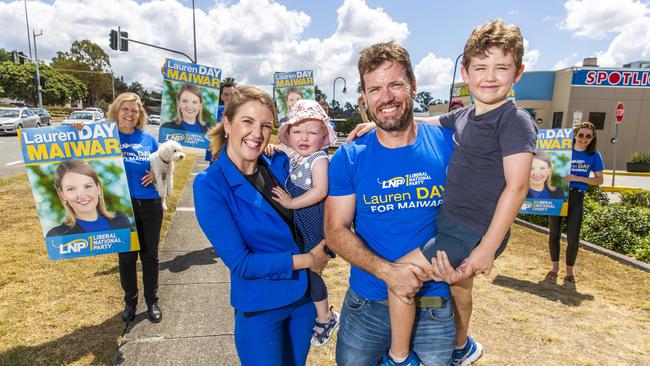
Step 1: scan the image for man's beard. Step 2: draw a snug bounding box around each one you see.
[370,97,414,132]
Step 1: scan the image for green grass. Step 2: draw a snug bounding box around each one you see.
[0,155,196,366]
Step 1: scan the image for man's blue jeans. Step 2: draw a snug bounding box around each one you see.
[336,288,455,366]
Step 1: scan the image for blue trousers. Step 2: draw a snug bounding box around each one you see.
[336,288,455,366]
[234,295,316,366]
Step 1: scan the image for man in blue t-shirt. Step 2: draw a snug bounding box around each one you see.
[325,42,456,366]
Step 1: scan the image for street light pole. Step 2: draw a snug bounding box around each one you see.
[110,70,116,101]
[332,76,347,103]
[192,0,197,63]
[33,29,43,109]
[448,52,463,112]
[23,0,32,59]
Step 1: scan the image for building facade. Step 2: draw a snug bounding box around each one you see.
[430,61,650,169]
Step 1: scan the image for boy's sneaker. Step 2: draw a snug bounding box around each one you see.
[371,350,423,366]
[452,336,483,366]
[311,309,340,347]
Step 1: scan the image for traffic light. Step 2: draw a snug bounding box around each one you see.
[18,52,26,64]
[109,29,118,50]
[40,76,46,88]
[119,31,128,51]
[11,51,18,63]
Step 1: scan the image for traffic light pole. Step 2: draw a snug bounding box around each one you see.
[112,27,195,64]
[123,37,195,63]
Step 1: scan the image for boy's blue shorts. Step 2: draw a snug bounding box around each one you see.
[419,208,510,268]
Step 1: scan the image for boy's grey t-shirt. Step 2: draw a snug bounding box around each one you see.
[439,100,537,235]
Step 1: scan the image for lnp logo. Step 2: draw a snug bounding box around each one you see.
[521,201,533,210]
[378,176,406,189]
[165,133,186,142]
[58,238,90,254]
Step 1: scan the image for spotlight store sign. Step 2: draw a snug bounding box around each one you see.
[572,69,650,88]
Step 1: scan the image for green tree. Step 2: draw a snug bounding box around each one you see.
[114,75,128,95]
[329,99,342,118]
[0,48,11,63]
[415,91,434,112]
[51,40,113,106]
[315,85,327,102]
[0,61,87,105]
[127,81,145,96]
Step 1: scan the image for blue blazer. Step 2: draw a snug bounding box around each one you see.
[193,147,308,312]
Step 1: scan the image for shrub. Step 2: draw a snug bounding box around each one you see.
[620,190,650,208]
[586,185,609,206]
[582,203,650,261]
[518,186,650,263]
[629,151,650,163]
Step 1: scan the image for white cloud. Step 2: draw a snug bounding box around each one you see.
[523,38,540,70]
[562,0,648,39]
[552,53,579,69]
[414,53,453,92]
[561,0,650,66]
[0,0,413,105]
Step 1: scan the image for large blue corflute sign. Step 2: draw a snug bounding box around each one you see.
[19,123,140,260]
[521,128,574,216]
[274,70,315,126]
[159,58,222,149]
[572,69,650,88]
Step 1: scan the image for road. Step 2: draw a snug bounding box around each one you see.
[4,126,649,191]
[0,122,161,179]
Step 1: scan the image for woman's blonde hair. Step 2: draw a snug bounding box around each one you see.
[175,84,205,126]
[107,92,147,130]
[207,85,276,161]
[54,159,115,227]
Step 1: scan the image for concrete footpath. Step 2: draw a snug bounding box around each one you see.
[113,160,238,365]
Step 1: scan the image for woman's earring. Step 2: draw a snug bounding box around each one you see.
[225,132,229,139]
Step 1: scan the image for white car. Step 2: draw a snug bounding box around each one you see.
[62,111,106,125]
[84,107,105,119]
[148,114,161,125]
[0,107,42,134]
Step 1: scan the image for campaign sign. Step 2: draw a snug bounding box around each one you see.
[19,123,140,260]
[274,70,315,126]
[159,58,222,149]
[520,128,573,216]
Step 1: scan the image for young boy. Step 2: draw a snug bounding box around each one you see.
[372,19,537,366]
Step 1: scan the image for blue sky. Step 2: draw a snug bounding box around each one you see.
[1,0,648,103]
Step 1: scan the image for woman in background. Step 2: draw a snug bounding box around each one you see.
[547,122,604,283]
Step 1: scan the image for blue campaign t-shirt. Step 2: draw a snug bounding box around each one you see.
[182,120,204,133]
[77,215,111,232]
[329,123,454,300]
[571,149,604,192]
[528,187,552,199]
[119,129,160,199]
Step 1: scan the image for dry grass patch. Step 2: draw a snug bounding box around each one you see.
[0,155,195,366]
[308,225,650,365]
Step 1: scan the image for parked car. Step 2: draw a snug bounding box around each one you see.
[62,111,105,125]
[30,107,52,126]
[0,107,42,134]
[84,107,105,119]
[148,114,161,125]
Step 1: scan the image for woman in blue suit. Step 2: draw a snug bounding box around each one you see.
[194,85,330,366]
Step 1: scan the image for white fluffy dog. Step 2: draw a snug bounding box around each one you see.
[149,140,185,210]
